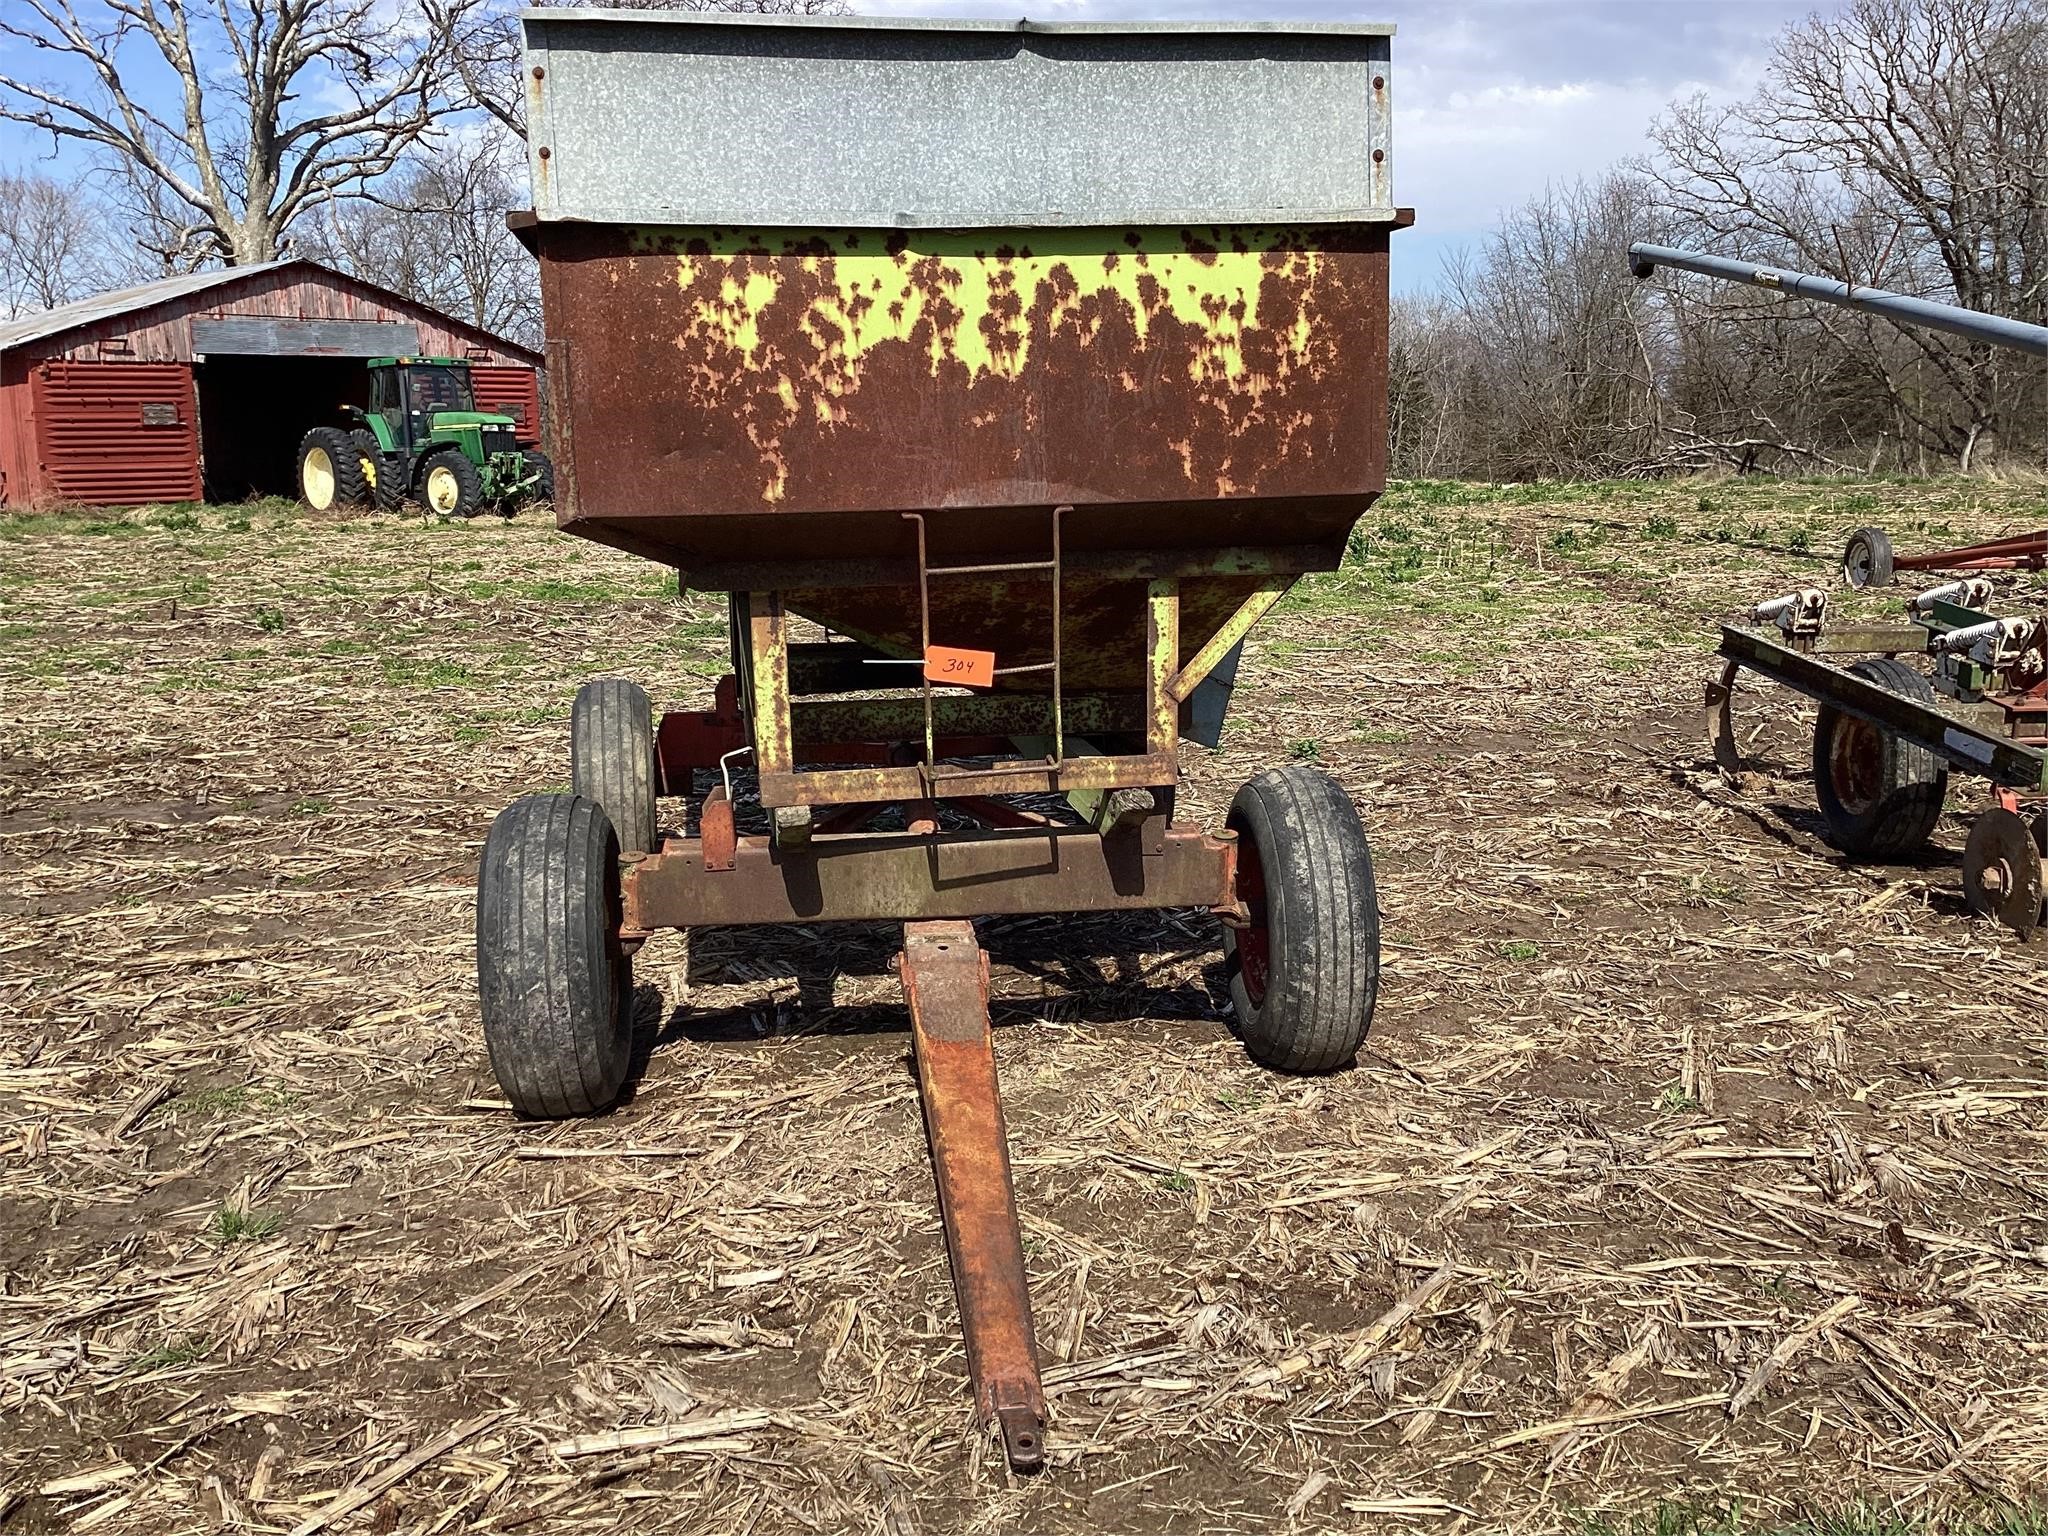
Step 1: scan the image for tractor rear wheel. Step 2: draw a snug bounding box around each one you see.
[1222,765,1380,1073]
[476,793,633,1118]
[1811,657,1947,858]
[420,448,484,518]
[298,427,371,512]
[347,429,390,511]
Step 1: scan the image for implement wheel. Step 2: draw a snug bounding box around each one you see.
[298,427,371,511]
[421,449,484,518]
[571,679,658,855]
[1842,526,1894,589]
[477,794,633,1118]
[1222,765,1380,1073]
[1811,658,1947,859]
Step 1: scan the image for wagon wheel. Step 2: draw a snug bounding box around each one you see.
[1222,765,1379,1073]
[1842,526,1894,589]
[571,678,659,855]
[1962,806,2047,940]
[476,794,633,1118]
[1810,658,1947,859]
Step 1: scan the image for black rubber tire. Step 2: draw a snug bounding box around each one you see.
[347,429,391,511]
[571,679,658,855]
[297,426,371,511]
[523,450,555,505]
[1843,526,1894,588]
[1811,657,1947,858]
[1221,765,1380,1073]
[476,794,632,1118]
[419,447,484,518]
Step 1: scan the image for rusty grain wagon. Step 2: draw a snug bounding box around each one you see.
[480,10,1408,1470]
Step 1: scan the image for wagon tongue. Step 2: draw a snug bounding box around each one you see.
[896,920,1048,1473]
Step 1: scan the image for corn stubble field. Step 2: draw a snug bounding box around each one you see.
[3,478,2047,1536]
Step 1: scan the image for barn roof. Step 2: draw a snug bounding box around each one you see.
[0,263,294,353]
[0,259,540,364]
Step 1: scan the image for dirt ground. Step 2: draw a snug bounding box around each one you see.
[3,478,2046,1535]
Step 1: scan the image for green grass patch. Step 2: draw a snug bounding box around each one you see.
[209,1203,283,1244]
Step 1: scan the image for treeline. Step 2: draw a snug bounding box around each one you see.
[3,0,2040,481]
[1391,0,2048,480]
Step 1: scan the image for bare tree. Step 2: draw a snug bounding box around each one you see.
[0,168,116,314]
[459,0,850,139]
[1645,0,2048,469]
[304,135,540,347]
[0,0,485,267]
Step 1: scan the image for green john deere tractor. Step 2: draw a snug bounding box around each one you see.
[296,356,552,518]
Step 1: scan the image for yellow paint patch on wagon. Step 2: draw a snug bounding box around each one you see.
[667,230,1318,386]
[655,228,1329,501]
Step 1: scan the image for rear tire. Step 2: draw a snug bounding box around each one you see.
[298,427,371,511]
[571,679,659,855]
[477,794,632,1118]
[347,429,390,511]
[420,448,484,519]
[1812,657,1947,858]
[1843,526,1894,588]
[1222,765,1380,1073]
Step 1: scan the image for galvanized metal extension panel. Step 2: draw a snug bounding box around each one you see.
[521,11,1395,228]
[190,317,419,357]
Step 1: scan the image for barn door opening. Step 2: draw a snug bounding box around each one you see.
[194,356,370,502]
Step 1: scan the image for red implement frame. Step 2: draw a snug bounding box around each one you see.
[1894,531,2048,577]
[898,921,1046,1472]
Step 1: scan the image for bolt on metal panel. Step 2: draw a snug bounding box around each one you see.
[520,13,1396,230]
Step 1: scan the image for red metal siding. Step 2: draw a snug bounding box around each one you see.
[471,366,543,446]
[31,361,201,505]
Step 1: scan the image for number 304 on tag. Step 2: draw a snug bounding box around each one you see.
[923,646,996,687]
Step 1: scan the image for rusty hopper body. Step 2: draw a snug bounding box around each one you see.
[518,10,1402,691]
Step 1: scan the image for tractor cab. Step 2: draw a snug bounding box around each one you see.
[365,357,517,459]
[301,355,552,518]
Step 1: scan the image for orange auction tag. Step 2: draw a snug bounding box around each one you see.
[924,645,996,687]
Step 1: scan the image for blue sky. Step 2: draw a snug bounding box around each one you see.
[0,0,1840,293]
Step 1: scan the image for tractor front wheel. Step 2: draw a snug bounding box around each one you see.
[298,427,372,512]
[420,449,484,519]
[523,450,555,507]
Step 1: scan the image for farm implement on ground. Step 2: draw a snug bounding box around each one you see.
[1710,580,2048,936]
[478,11,1406,1471]
[1627,243,2048,590]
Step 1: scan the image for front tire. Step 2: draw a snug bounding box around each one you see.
[1811,657,1947,858]
[523,450,555,506]
[420,448,484,519]
[298,427,371,511]
[477,794,632,1118]
[1222,765,1380,1073]
[571,679,658,855]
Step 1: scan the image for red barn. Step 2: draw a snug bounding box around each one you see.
[0,261,543,508]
